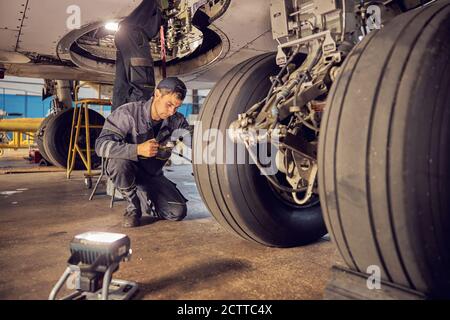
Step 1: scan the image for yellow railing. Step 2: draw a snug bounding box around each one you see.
[0,118,43,152]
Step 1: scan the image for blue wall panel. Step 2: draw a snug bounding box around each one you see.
[1,94,193,119]
[0,94,52,118]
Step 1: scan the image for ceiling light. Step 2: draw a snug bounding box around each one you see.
[105,21,119,32]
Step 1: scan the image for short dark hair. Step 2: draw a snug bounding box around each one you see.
[157,77,187,100]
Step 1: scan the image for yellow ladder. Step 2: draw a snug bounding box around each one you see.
[66,99,111,184]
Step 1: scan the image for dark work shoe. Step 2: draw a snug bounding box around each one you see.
[122,216,140,228]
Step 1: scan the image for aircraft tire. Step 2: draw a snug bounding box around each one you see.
[318,1,450,297]
[36,114,56,165]
[193,53,327,247]
[44,108,104,169]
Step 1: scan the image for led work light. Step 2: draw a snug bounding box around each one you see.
[49,232,138,300]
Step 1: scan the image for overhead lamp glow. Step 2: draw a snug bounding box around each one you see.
[105,21,119,32]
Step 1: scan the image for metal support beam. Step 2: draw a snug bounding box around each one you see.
[192,89,200,114]
[56,80,73,110]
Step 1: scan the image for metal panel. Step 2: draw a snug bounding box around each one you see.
[270,0,289,40]
[0,30,19,51]
[0,0,28,30]
[212,0,275,54]
[16,0,139,55]
[4,0,278,88]
[315,0,338,15]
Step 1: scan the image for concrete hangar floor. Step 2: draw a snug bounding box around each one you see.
[0,150,338,300]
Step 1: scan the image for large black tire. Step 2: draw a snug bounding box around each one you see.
[319,1,450,297]
[193,53,327,247]
[36,114,55,165]
[44,108,104,169]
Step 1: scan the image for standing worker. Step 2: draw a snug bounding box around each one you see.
[96,77,192,228]
[112,0,162,111]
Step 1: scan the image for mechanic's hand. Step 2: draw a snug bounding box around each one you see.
[137,139,159,158]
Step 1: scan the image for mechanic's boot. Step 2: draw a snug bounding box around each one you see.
[122,215,141,228]
[118,185,142,228]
